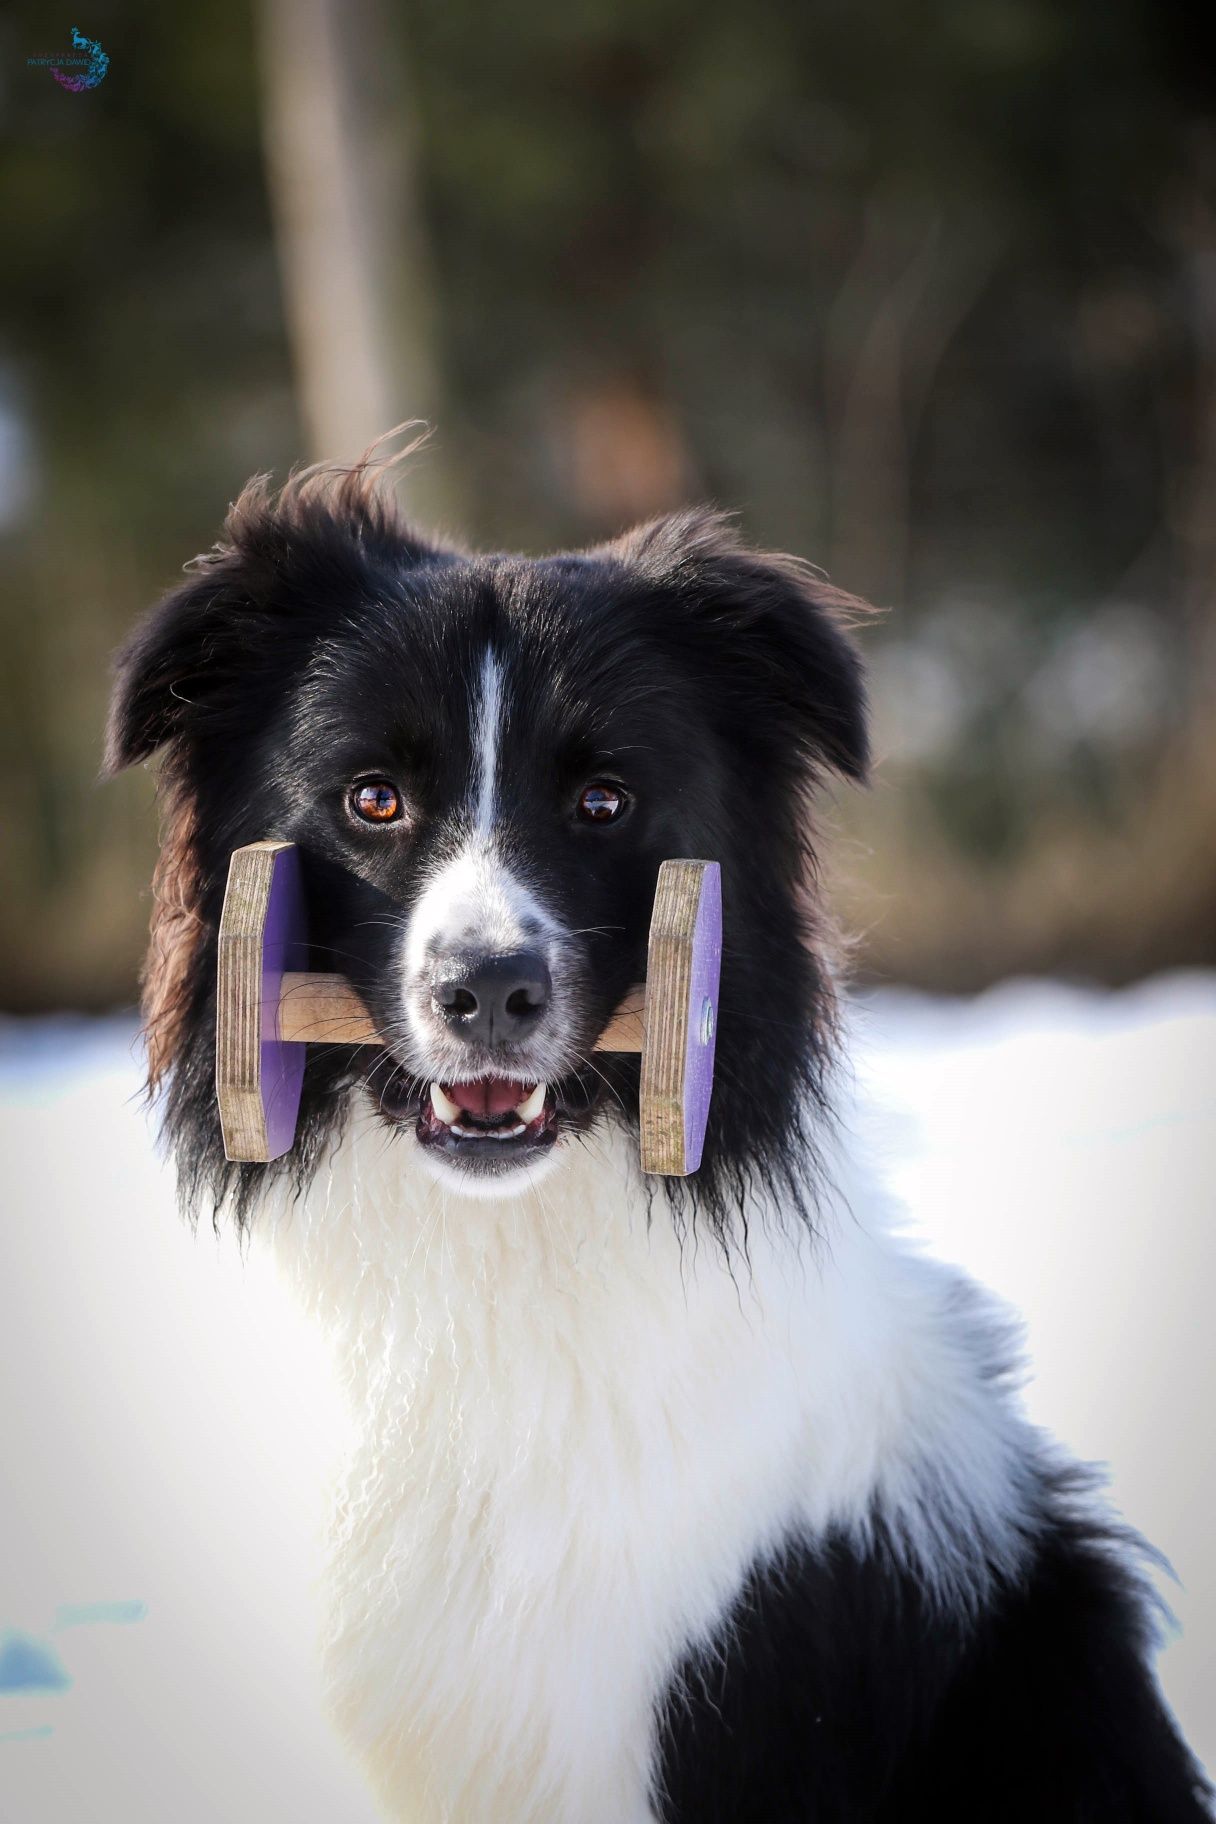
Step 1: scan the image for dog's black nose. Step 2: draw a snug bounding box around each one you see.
[431,950,552,1046]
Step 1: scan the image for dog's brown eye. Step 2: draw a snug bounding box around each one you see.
[351,780,402,824]
[577,782,628,824]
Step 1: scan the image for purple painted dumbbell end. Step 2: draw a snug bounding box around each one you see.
[259,844,308,1159]
[682,862,722,1173]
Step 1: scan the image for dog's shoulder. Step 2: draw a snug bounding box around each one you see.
[654,1481,1212,1824]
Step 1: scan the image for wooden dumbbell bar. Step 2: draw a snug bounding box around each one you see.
[216,842,721,1178]
[271,970,647,1052]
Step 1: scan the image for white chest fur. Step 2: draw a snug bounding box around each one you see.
[260,1117,1030,1824]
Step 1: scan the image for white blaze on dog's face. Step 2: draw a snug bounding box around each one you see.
[399,652,578,1194]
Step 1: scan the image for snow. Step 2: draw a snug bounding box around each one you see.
[1,978,1213,1816]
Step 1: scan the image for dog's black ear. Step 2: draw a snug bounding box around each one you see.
[607,508,871,782]
[104,547,256,774]
[104,463,449,775]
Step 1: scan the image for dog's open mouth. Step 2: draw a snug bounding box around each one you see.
[371,1058,605,1177]
[416,1075,560,1172]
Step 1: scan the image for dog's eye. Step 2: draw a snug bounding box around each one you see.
[351,780,403,824]
[577,782,629,824]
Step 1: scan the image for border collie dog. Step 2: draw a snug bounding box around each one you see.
[106,456,1209,1823]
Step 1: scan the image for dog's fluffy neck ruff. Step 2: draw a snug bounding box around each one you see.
[256,1104,1035,1824]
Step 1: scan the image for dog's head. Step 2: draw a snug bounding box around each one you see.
[106,459,868,1227]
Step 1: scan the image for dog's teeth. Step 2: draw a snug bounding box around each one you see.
[514,1082,546,1123]
[450,1121,528,1140]
[430,1082,461,1125]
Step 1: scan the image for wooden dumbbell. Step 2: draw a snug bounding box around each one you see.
[216,842,722,1177]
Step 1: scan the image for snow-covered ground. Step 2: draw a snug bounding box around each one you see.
[1,978,1213,1818]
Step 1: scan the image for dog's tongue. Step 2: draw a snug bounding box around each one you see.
[448,1078,529,1118]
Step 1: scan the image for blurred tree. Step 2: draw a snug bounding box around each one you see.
[257,0,456,523]
[0,0,1213,1006]
[0,0,298,1011]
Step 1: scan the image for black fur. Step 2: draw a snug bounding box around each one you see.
[107,457,1210,1816]
[656,1478,1209,1821]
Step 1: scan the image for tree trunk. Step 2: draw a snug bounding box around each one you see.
[257,0,455,523]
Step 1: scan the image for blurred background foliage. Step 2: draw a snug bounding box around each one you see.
[1,0,1214,1009]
